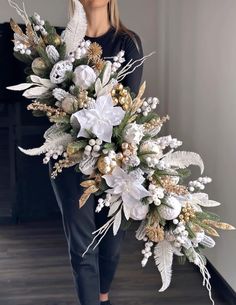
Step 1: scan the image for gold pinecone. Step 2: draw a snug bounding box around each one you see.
[145,224,164,242]
[87,42,103,62]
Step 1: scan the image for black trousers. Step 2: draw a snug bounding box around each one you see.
[48,161,126,305]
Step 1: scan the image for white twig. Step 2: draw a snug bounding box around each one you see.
[117,52,155,82]
[81,216,115,257]
[8,0,30,25]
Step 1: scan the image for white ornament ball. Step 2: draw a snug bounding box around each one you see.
[158,196,182,220]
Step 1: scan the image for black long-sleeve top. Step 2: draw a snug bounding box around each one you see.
[85,26,144,95]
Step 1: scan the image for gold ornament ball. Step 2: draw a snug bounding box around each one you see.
[111,89,116,97]
[121,89,128,96]
[32,57,47,76]
[113,97,119,105]
[122,104,129,111]
[44,34,61,46]
[117,83,124,91]
[97,156,115,174]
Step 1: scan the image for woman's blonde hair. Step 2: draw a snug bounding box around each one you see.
[68,0,132,36]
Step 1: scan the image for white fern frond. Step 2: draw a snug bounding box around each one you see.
[162,151,204,174]
[153,240,174,292]
[18,131,72,156]
[43,124,65,140]
[64,0,87,55]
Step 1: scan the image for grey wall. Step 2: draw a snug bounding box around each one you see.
[155,0,236,290]
[1,0,235,291]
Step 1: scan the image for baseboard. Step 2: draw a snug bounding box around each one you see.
[207,260,236,305]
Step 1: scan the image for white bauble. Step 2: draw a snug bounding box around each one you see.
[140,140,163,158]
[158,196,181,220]
[50,60,73,84]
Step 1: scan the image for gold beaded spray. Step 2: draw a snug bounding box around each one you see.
[178,202,196,223]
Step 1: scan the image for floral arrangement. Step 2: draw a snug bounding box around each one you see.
[7,1,235,304]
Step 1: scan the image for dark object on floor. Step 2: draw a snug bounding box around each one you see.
[100,300,112,305]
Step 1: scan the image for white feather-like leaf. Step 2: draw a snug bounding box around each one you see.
[23,86,49,99]
[30,75,54,88]
[123,203,130,220]
[7,83,35,91]
[102,62,112,86]
[18,132,72,156]
[190,193,221,208]
[135,219,147,240]
[162,151,204,174]
[113,209,122,235]
[153,240,174,292]
[64,0,87,54]
[206,200,221,207]
[108,199,122,217]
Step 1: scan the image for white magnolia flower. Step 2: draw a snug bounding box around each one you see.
[71,95,125,142]
[95,61,118,97]
[7,75,56,99]
[73,65,97,89]
[123,123,144,145]
[103,166,150,220]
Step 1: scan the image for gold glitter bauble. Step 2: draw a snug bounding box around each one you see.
[97,156,111,174]
[44,34,61,46]
[31,57,47,76]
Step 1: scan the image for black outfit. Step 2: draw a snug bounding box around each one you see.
[49,27,143,305]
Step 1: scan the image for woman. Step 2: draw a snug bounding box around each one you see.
[49,1,143,305]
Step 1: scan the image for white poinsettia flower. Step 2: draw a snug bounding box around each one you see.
[103,166,151,220]
[71,94,125,142]
[123,122,144,144]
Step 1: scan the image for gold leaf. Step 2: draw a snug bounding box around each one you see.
[203,220,235,231]
[79,185,99,208]
[190,223,203,234]
[26,24,36,43]
[203,226,220,237]
[80,180,96,188]
[128,114,138,123]
[130,81,146,113]
[10,18,24,36]
[137,81,146,99]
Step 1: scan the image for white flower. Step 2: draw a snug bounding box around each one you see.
[95,61,118,97]
[73,65,97,89]
[123,123,144,145]
[129,204,149,220]
[103,166,150,220]
[7,75,56,99]
[71,95,125,142]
